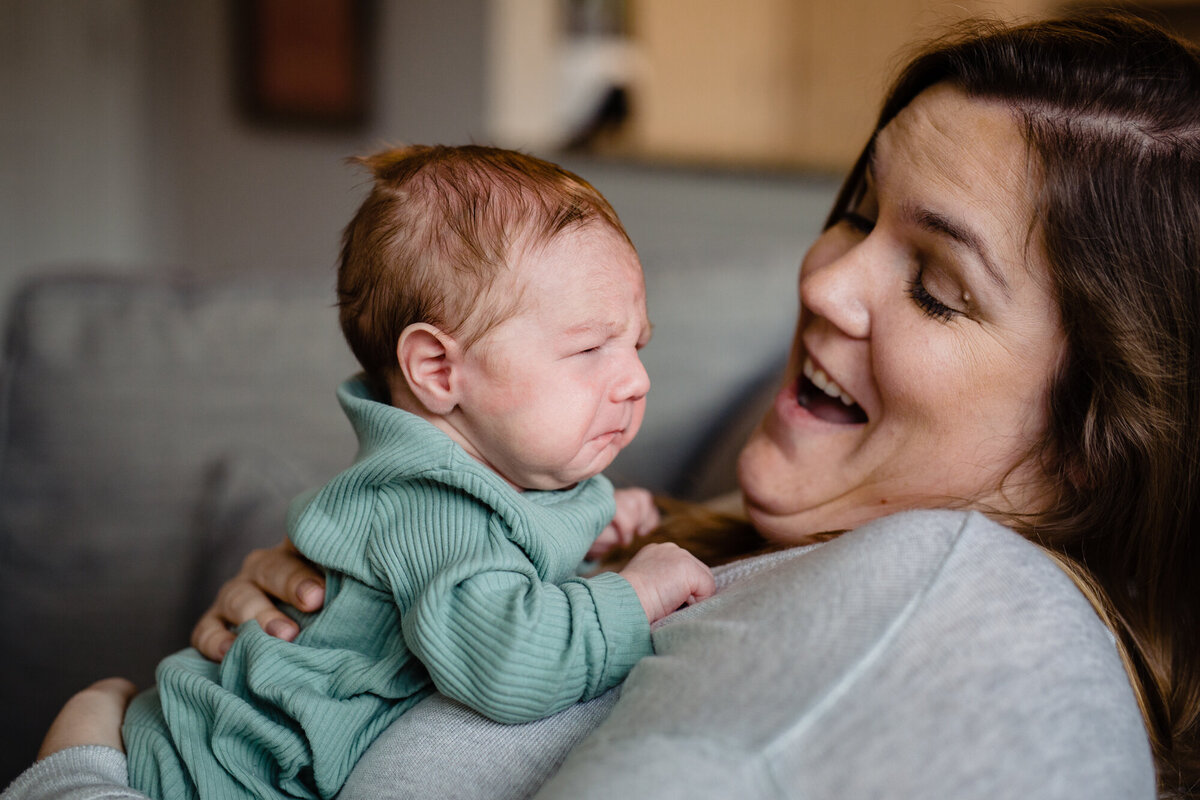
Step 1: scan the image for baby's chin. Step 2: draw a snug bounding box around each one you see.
[516,450,623,492]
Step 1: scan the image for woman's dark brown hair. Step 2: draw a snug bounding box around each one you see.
[826,11,1200,796]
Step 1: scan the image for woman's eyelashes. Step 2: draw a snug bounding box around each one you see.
[908,268,962,322]
[837,203,966,323]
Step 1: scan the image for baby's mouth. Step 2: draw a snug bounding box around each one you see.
[797,357,868,424]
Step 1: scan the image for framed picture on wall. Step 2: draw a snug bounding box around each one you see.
[234,0,372,129]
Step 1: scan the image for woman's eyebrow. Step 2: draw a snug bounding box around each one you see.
[910,206,1011,294]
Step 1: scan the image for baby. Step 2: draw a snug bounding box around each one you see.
[121,145,715,800]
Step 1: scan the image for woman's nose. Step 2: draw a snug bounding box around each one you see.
[798,235,873,339]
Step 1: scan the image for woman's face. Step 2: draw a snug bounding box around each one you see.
[737,84,1065,544]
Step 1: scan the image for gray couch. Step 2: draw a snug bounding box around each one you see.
[0,165,838,786]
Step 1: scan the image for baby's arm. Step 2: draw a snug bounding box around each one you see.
[618,543,715,623]
[392,487,692,722]
[586,488,660,560]
[401,558,651,724]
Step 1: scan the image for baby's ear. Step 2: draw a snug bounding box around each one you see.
[397,323,462,416]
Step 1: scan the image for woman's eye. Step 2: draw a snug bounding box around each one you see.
[907,268,960,322]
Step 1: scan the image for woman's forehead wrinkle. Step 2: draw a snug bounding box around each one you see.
[884,91,1044,296]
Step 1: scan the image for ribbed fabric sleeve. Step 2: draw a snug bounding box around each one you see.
[122,375,652,800]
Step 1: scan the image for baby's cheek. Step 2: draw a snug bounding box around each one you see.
[491,378,534,411]
[522,407,582,452]
[627,400,647,439]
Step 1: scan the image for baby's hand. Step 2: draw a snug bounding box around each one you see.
[587,487,661,560]
[619,542,715,623]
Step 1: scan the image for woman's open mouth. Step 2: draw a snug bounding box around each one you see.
[797,357,868,424]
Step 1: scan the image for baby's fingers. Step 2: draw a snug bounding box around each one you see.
[613,487,660,538]
[587,526,621,560]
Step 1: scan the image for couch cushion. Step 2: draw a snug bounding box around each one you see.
[0,272,358,781]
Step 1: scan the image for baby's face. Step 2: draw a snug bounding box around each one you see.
[448,224,651,490]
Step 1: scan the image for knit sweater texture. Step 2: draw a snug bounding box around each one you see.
[121,376,651,800]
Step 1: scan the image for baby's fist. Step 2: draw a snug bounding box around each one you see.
[587,487,661,560]
[619,542,715,623]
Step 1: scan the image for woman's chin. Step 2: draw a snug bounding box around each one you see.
[737,451,888,544]
[737,456,823,542]
[737,436,797,514]
[744,494,896,546]
[742,501,830,546]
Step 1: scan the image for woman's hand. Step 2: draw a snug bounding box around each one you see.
[37,677,137,759]
[190,539,326,661]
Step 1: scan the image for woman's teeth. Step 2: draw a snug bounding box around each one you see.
[803,357,856,407]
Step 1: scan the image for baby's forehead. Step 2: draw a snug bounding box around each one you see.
[513,218,636,258]
[513,219,638,270]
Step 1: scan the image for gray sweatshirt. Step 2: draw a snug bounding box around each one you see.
[2,510,1155,800]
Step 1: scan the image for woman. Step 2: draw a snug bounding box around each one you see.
[8,10,1199,799]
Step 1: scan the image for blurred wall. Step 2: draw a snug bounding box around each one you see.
[1,0,487,324]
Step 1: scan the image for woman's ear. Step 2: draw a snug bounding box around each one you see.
[397,323,462,416]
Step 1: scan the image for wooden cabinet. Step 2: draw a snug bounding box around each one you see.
[625,0,1057,170]
[486,0,1198,170]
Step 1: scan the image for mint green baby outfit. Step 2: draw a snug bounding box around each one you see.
[122,375,652,800]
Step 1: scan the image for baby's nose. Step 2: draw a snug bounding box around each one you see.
[616,354,650,401]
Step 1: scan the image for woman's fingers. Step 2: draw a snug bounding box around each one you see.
[189,540,325,661]
[190,573,297,660]
[243,540,326,613]
[191,605,237,661]
[38,677,137,759]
